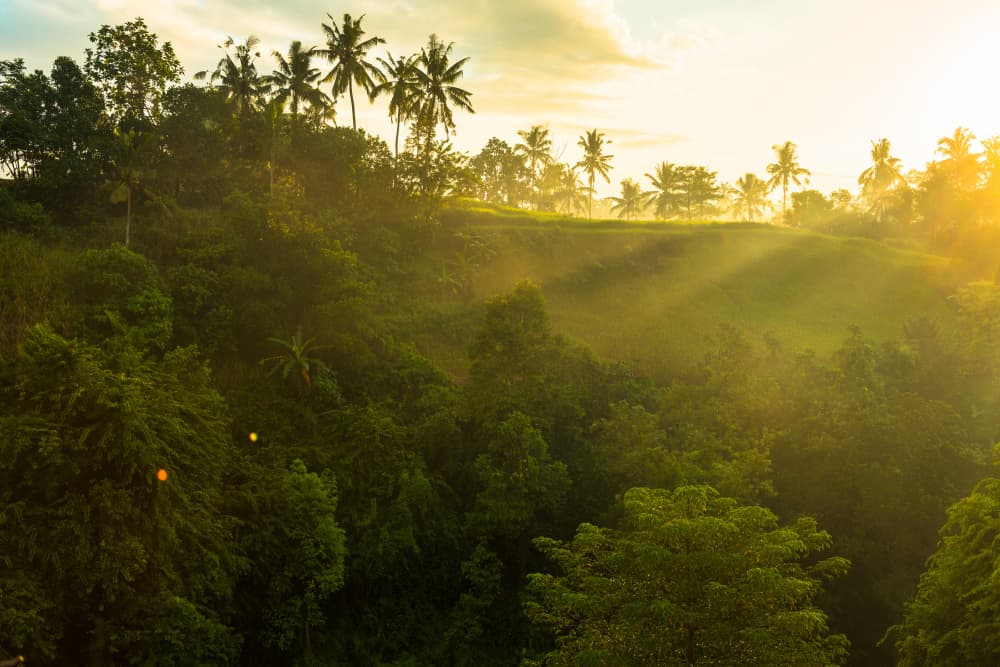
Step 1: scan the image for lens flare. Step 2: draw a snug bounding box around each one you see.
[249,432,258,442]
[157,468,168,482]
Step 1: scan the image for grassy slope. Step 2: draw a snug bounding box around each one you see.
[412,202,959,380]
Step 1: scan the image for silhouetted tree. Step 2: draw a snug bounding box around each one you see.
[317,13,385,131]
[767,141,810,220]
[576,129,613,219]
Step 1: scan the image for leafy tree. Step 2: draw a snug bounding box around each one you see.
[0,58,106,211]
[575,129,613,219]
[317,13,385,131]
[677,165,722,221]
[644,161,684,219]
[766,140,810,221]
[525,485,850,666]
[412,34,474,151]
[889,476,1000,666]
[84,18,182,128]
[609,177,645,221]
[158,84,230,204]
[785,189,833,228]
[372,51,419,158]
[68,243,173,352]
[0,326,241,663]
[195,35,268,156]
[263,41,330,133]
[470,137,526,206]
[731,172,771,222]
[237,459,346,660]
[515,125,554,209]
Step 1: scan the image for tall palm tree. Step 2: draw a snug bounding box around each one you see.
[515,125,553,209]
[317,13,384,131]
[575,129,613,219]
[766,141,810,220]
[610,178,645,221]
[644,161,683,219]
[195,35,268,155]
[412,34,474,152]
[371,51,419,158]
[263,41,330,129]
[858,138,906,223]
[730,173,771,222]
[936,126,980,190]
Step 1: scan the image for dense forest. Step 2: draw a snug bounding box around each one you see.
[6,13,1000,667]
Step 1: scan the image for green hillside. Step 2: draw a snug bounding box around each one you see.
[415,202,959,379]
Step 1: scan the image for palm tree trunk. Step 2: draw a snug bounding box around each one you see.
[588,174,594,219]
[349,79,357,130]
[782,180,788,221]
[125,184,132,248]
[394,117,401,159]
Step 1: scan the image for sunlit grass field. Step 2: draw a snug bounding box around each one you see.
[416,202,959,379]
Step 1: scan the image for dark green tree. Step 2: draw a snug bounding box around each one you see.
[889,476,1000,666]
[525,485,851,666]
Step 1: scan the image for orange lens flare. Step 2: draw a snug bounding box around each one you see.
[157,468,168,482]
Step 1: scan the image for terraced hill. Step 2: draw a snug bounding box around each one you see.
[412,202,960,379]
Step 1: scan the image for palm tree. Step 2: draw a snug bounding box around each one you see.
[371,52,419,158]
[553,164,588,215]
[610,178,645,221]
[195,35,267,155]
[575,129,613,219]
[730,173,771,222]
[936,126,980,190]
[515,125,553,209]
[766,141,810,220]
[316,13,385,131]
[259,327,328,393]
[858,138,906,223]
[644,161,683,219]
[412,34,474,152]
[108,127,156,247]
[263,41,330,130]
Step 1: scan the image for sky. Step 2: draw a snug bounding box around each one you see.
[4,0,1000,198]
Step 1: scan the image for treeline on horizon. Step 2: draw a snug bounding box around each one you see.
[6,13,1000,667]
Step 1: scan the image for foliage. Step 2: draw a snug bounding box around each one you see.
[84,18,182,128]
[731,172,771,222]
[0,326,240,663]
[575,129,613,219]
[766,141,810,220]
[609,177,645,221]
[525,485,851,666]
[889,476,1000,666]
[317,13,385,130]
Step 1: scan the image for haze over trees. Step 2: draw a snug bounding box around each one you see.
[6,11,1000,667]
